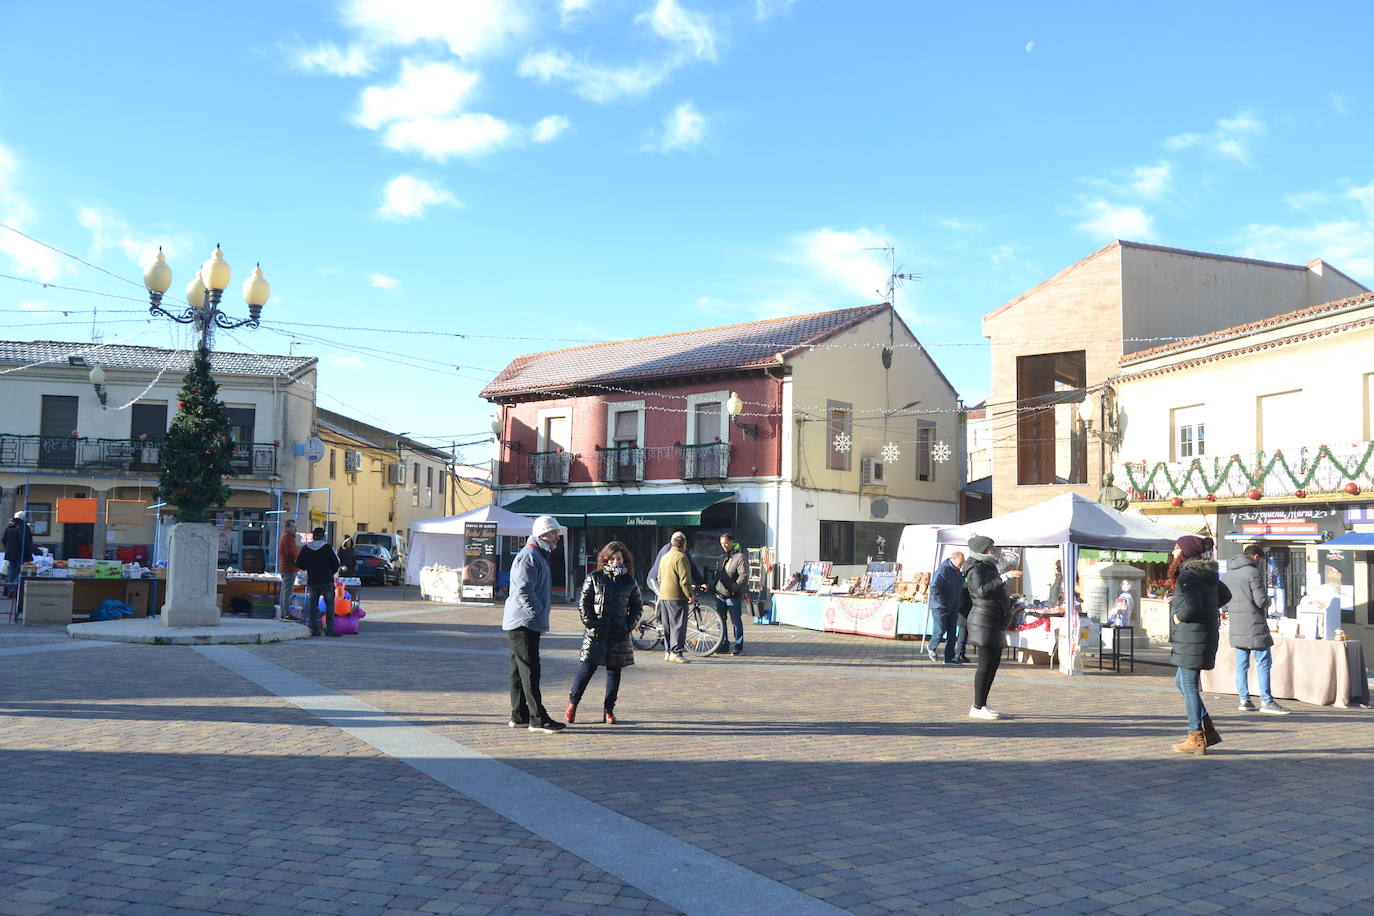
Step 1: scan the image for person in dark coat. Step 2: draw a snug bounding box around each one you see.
[296,527,341,637]
[566,541,643,724]
[2,511,36,598]
[713,533,749,656]
[1224,545,1289,715]
[1169,535,1232,754]
[337,536,356,578]
[963,536,1019,719]
[927,551,967,664]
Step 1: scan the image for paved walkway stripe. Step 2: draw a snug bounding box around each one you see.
[0,639,123,658]
[196,645,841,916]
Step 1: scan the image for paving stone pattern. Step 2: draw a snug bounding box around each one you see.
[4,593,1374,914]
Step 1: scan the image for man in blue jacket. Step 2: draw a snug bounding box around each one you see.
[504,515,567,733]
[927,551,968,664]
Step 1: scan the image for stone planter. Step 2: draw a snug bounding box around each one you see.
[162,522,220,628]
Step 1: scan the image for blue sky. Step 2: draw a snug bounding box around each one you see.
[3,0,1373,460]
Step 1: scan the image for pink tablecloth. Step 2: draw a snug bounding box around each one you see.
[1202,638,1369,708]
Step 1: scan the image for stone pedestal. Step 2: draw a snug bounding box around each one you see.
[162,522,220,628]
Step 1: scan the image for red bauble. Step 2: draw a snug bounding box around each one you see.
[178,401,185,408]
[1294,489,1307,498]
[1345,482,1361,495]
[1170,497,1183,507]
[1205,494,1217,502]
[1246,488,1262,500]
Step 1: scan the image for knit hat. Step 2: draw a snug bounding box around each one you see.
[12,511,24,519]
[1174,535,1209,558]
[967,535,995,556]
[532,515,561,538]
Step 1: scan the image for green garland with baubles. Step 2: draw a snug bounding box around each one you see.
[1124,443,1374,501]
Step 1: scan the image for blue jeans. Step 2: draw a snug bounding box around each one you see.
[929,608,956,660]
[1235,647,1274,705]
[4,562,19,598]
[1175,667,1208,731]
[715,594,744,650]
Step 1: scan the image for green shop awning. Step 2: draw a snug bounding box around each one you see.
[504,492,735,528]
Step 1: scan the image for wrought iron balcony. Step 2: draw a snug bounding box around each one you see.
[597,445,644,483]
[1121,441,1374,502]
[0,434,278,478]
[678,441,731,480]
[528,449,573,486]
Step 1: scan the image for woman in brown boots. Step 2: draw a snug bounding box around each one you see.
[566,541,643,725]
[1168,535,1230,754]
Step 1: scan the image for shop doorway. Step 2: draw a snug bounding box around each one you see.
[1266,545,1307,616]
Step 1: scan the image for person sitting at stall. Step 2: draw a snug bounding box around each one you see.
[297,527,342,637]
[566,541,643,725]
[964,536,1019,720]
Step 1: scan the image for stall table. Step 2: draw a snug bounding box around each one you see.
[1202,638,1369,707]
[771,591,929,638]
[20,576,160,623]
[220,574,283,616]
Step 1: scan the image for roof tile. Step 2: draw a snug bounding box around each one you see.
[0,339,315,376]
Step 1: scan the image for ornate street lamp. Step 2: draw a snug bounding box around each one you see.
[143,246,271,349]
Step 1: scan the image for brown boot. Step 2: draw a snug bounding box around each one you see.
[1172,730,1207,755]
[1201,715,1222,747]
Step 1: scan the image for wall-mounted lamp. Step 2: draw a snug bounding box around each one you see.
[88,365,108,407]
[726,392,759,438]
[490,415,523,451]
[1078,391,1121,448]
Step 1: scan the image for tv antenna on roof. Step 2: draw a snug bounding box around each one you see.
[861,242,921,307]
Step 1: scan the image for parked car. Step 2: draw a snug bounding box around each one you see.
[355,532,406,570]
[352,544,399,585]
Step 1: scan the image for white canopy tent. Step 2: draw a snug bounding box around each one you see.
[936,493,1186,674]
[405,504,536,588]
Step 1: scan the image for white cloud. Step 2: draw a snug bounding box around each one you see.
[0,143,65,283]
[1075,200,1155,242]
[18,299,53,312]
[368,273,401,290]
[755,0,798,20]
[377,174,460,221]
[560,0,597,26]
[1130,162,1172,199]
[1330,92,1350,116]
[355,59,481,130]
[936,217,981,232]
[341,0,530,59]
[532,115,570,143]
[1236,178,1374,278]
[77,206,188,273]
[647,101,707,153]
[290,42,375,77]
[785,227,892,301]
[518,49,673,103]
[1163,110,1264,164]
[637,0,718,62]
[382,113,514,160]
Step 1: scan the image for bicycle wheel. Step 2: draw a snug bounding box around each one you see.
[684,604,724,657]
[631,610,663,651]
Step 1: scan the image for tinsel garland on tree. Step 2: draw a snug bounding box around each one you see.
[157,346,233,523]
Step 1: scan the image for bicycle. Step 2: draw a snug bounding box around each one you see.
[631,601,724,657]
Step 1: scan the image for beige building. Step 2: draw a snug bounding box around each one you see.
[982,241,1367,515]
[1110,290,1374,651]
[308,409,488,543]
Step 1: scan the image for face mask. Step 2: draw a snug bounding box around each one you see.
[604,563,625,577]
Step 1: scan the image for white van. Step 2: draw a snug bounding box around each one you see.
[355,532,407,569]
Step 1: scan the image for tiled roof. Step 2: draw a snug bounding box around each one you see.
[1120,289,1374,365]
[316,407,451,460]
[0,339,316,376]
[482,304,888,398]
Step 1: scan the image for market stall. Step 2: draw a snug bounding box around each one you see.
[936,493,1184,674]
[1203,636,1368,707]
[405,504,534,598]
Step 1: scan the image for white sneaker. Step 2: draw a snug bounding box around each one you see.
[665,651,672,661]
[969,705,1001,720]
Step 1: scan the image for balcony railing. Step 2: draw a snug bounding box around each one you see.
[1121,441,1374,501]
[597,445,644,483]
[0,434,277,477]
[678,441,731,480]
[528,449,573,486]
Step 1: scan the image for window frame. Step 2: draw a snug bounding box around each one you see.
[826,399,854,472]
[916,421,935,482]
[685,390,730,445]
[819,519,855,565]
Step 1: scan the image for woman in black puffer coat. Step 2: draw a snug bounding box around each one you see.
[566,541,643,725]
[964,535,1018,720]
[1168,535,1231,755]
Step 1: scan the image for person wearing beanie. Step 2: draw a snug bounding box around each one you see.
[503,515,567,733]
[3,510,37,600]
[1169,535,1231,754]
[962,535,1020,720]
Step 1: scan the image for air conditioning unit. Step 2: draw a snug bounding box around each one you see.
[386,462,405,485]
[344,450,363,472]
[861,458,887,487]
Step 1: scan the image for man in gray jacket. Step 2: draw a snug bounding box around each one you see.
[1224,545,1290,715]
[503,515,567,733]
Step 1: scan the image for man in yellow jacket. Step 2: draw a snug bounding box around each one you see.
[657,531,694,663]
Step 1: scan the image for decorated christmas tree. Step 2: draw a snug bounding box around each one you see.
[157,346,233,523]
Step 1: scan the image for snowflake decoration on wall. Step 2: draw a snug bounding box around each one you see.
[833,432,852,453]
[932,440,953,463]
[881,442,901,463]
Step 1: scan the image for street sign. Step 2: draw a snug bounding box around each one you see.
[303,437,325,463]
